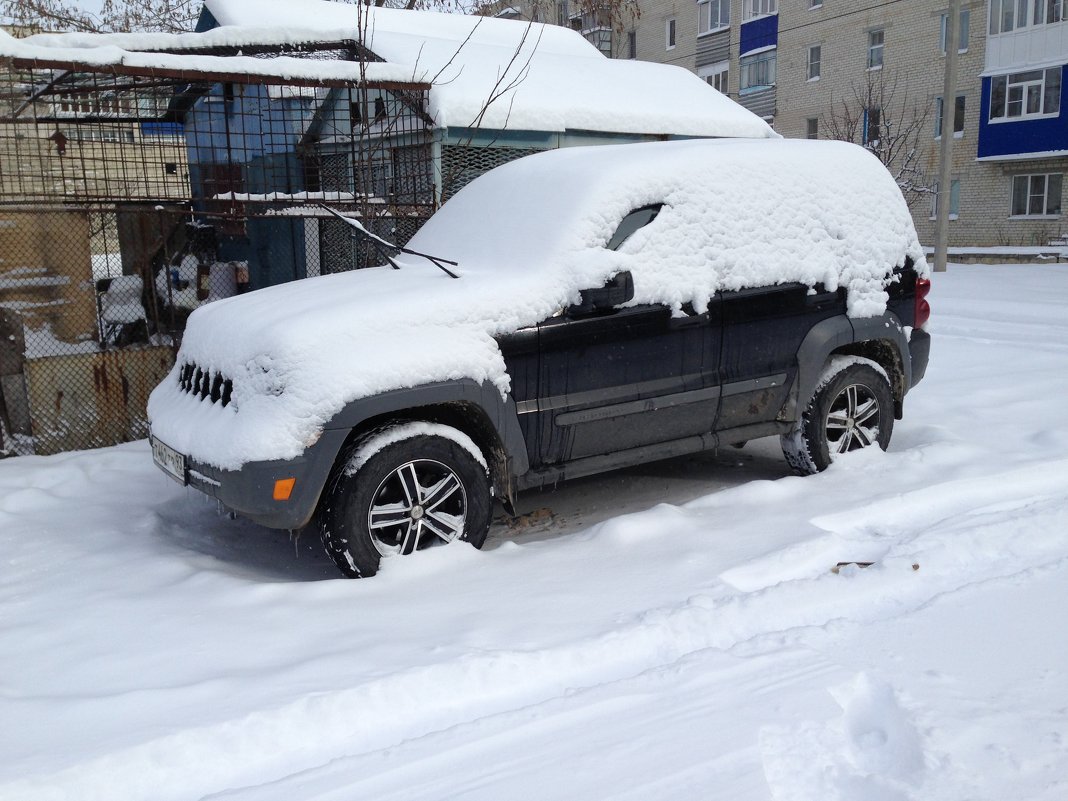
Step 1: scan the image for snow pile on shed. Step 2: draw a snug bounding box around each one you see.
[199,0,774,137]
[148,138,927,471]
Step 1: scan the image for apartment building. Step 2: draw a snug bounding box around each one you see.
[485,1,1066,247]
[774,1,1066,246]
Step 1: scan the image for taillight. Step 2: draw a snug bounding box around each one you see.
[915,277,931,330]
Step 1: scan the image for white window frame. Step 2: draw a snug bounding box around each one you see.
[743,0,777,21]
[699,60,730,94]
[991,0,1063,33]
[1010,173,1063,217]
[940,9,970,54]
[698,0,730,35]
[867,29,884,70]
[930,178,962,220]
[807,44,821,81]
[666,17,676,50]
[584,27,612,56]
[739,50,777,93]
[989,67,1062,122]
[934,94,966,138]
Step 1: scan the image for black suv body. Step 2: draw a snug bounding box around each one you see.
[149,139,931,577]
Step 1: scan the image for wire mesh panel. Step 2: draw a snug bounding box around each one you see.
[0,205,180,455]
[0,45,435,457]
[441,144,545,202]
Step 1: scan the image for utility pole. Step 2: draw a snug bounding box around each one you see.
[933,0,962,273]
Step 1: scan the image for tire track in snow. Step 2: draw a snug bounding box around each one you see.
[6,464,1067,801]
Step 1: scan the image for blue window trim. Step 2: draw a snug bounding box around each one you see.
[739,13,778,56]
[978,67,1068,159]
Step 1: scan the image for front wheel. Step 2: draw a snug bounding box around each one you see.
[319,423,492,578]
[781,356,894,475]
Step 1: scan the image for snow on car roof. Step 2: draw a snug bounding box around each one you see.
[149,138,926,469]
[202,0,775,137]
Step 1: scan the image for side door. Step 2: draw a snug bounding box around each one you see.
[716,282,845,431]
[526,299,721,467]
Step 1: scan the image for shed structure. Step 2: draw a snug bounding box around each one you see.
[0,6,772,455]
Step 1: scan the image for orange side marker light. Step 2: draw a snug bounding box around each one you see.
[273,478,296,501]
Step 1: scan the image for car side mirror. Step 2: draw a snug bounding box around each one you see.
[575,271,634,314]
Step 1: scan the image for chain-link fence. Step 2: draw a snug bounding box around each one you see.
[0,201,431,456]
[1,40,436,457]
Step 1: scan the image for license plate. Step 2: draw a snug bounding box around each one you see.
[151,435,187,485]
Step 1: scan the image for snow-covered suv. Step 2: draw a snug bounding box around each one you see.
[148,139,931,577]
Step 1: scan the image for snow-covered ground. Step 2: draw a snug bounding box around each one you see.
[2,262,1066,801]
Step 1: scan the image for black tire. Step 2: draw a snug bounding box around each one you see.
[319,426,492,578]
[781,356,894,475]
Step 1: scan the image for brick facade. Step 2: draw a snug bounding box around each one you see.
[493,0,1066,247]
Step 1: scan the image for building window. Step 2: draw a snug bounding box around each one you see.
[867,29,884,70]
[990,67,1062,120]
[699,60,730,94]
[940,9,970,54]
[863,107,882,144]
[666,18,676,49]
[931,178,962,219]
[935,95,966,137]
[627,30,636,58]
[991,0,1063,33]
[586,27,612,55]
[809,0,822,8]
[807,45,821,80]
[743,0,777,20]
[698,0,730,34]
[740,51,776,93]
[991,0,1015,32]
[1011,173,1063,216]
[806,117,819,138]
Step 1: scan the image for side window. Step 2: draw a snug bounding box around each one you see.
[607,204,663,250]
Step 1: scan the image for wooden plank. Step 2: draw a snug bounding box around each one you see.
[8,57,431,92]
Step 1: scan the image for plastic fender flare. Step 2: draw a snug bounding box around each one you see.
[322,378,530,479]
[848,312,913,392]
[787,316,858,422]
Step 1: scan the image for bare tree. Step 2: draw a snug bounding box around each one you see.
[1,0,200,34]
[821,69,935,209]
[0,0,476,33]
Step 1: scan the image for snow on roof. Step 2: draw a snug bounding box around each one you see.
[0,28,418,86]
[202,0,775,137]
[4,2,774,137]
[148,138,925,469]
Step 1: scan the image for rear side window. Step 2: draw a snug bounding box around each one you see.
[607,204,663,250]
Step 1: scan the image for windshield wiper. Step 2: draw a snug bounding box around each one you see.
[321,206,460,279]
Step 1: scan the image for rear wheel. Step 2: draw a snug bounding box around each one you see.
[319,424,492,578]
[781,356,894,475]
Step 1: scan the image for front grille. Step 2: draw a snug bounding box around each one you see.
[178,362,233,407]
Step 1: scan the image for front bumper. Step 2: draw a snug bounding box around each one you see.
[158,428,349,530]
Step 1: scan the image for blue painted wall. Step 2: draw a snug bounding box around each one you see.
[182,83,317,287]
[185,84,315,169]
[739,13,778,56]
[978,66,1068,159]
